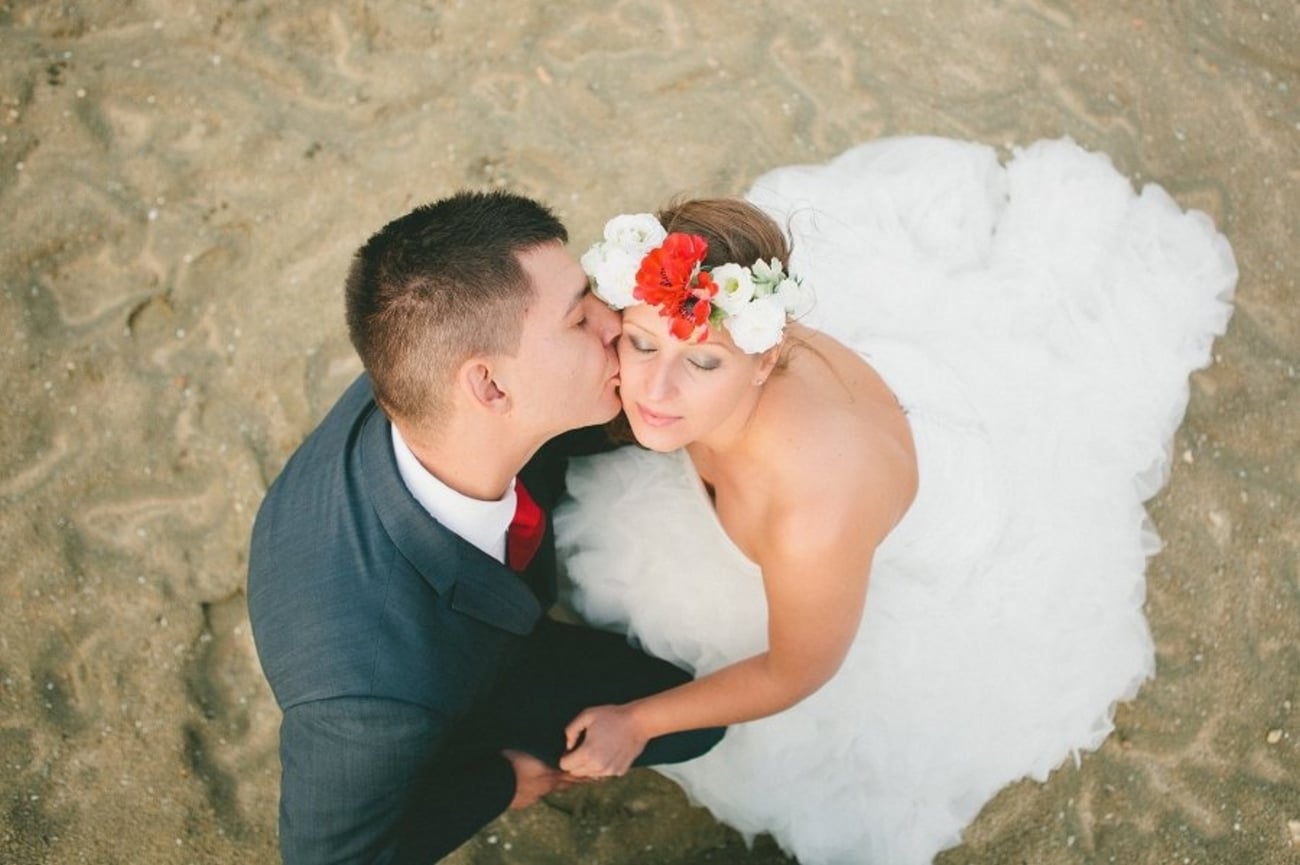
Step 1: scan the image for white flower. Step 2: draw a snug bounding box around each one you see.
[603,213,667,250]
[581,214,668,309]
[581,244,641,308]
[723,294,787,354]
[774,276,813,317]
[709,263,756,315]
[750,258,783,287]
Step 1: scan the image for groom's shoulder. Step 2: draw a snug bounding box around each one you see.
[523,424,617,505]
[547,424,619,458]
[267,374,378,490]
[248,373,382,568]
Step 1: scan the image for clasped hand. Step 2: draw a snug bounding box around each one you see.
[559,703,648,778]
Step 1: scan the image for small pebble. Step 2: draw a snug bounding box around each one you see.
[1266,729,1283,744]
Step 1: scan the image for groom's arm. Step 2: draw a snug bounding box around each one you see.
[543,422,625,460]
[525,423,626,508]
[278,697,515,865]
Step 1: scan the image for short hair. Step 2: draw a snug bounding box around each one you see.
[344,190,568,425]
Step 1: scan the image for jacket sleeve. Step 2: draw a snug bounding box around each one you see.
[524,424,625,510]
[544,423,623,459]
[277,696,515,865]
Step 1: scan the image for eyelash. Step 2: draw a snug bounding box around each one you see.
[629,339,718,371]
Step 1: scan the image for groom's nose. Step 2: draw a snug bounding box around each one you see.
[590,299,620,348]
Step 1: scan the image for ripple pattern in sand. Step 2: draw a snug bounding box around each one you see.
[0,2,1295,863]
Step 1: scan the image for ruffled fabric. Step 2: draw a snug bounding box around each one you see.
[554,137,1236,865]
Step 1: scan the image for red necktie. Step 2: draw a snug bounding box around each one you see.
[506,479,544,571]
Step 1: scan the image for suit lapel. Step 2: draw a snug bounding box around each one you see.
[356,394,542,636]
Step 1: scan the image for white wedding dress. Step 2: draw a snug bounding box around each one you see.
[553,137,1236,865]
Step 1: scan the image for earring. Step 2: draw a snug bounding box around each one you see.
[753,377,766,386]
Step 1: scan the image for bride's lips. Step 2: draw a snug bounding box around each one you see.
[635,403,680,428]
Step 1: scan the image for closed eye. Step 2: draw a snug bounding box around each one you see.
[628,336,657,354]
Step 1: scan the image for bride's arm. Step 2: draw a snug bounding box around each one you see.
[559,456,902,778]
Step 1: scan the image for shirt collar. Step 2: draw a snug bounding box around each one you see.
[390,424,517,564]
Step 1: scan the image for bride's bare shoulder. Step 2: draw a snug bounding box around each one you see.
[754,337,918,529]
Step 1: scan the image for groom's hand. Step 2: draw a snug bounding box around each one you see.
[502,749,586,810]
[559,704,649,778]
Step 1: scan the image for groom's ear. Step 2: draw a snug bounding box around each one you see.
[459,357,511,413]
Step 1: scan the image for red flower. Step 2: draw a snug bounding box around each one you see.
[634,233,717,341]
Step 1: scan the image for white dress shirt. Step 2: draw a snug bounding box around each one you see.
[391,424,517,564]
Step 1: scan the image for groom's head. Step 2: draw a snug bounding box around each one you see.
[345,191,621,439]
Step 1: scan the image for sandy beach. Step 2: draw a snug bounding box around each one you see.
[1,1,1296,863]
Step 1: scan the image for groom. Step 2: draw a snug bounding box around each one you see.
[247,191,722,864]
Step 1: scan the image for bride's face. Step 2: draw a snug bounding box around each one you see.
[617,304,765,452]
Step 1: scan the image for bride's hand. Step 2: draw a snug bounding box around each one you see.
[559,704,649,778]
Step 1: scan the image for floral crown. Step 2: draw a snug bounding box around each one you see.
[580,213,811,354]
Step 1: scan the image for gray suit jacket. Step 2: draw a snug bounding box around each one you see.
[248,374,572,863]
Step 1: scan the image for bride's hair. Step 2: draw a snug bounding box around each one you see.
[656,198,792,272]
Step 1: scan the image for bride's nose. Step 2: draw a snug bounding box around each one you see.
[644,358,676,401]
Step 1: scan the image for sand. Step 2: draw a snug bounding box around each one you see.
[0,1,1295,863]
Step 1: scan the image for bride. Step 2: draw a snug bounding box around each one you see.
[561,196,919,772]
[553,136,1236,865]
